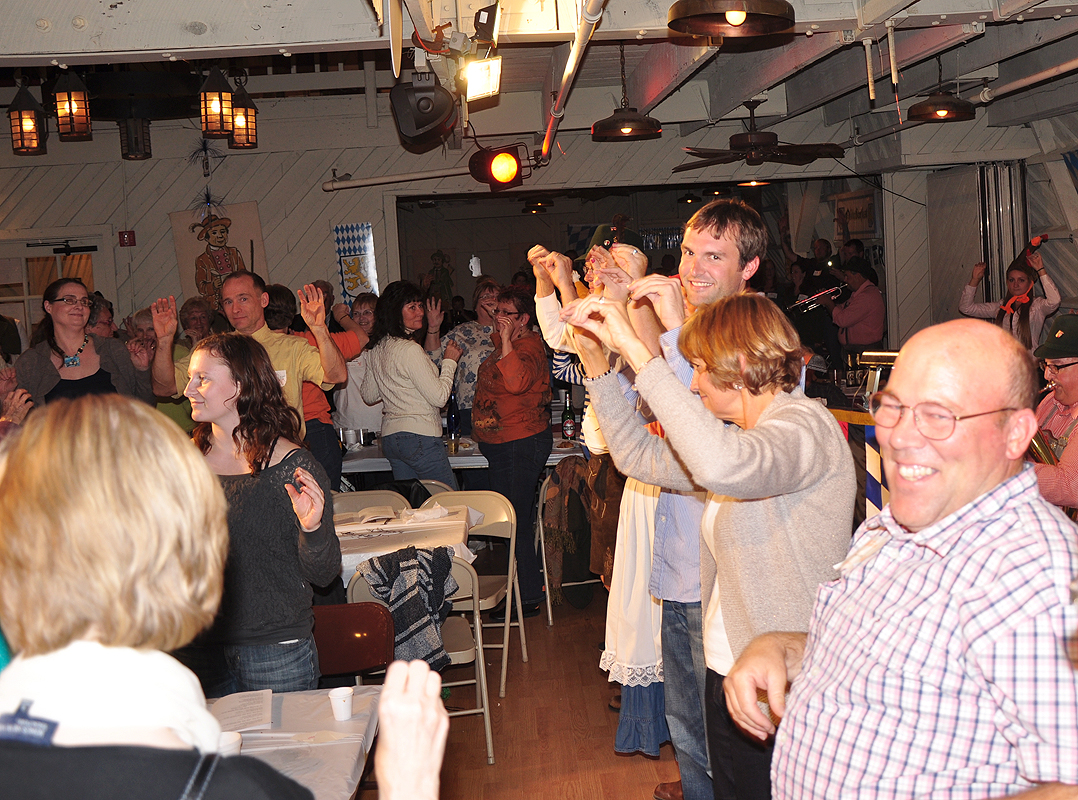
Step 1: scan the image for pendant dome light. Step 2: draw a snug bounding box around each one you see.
[907,57,976,122]
[668,0,795,37]
[592,42,662,142]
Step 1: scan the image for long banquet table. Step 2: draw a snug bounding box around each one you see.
[211,687,380,800]
[341,437,584,473]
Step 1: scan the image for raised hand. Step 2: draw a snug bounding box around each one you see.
[285,467,326,532]
[1027,251,1044,274]
[298,284,327,330]
[561,295,652,372]
[126,338,154,370]
[609,243,648,281]
[0,367,16,396]
[970,263,987,285]
[597,266,632,304]
[425,296,444,332]
[150,296,178,340]
[627,275,687,331]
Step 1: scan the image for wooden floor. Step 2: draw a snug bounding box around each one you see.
[361,591,677,800]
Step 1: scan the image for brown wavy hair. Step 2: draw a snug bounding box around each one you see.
[190,332,303,474]
[679,291,802,395]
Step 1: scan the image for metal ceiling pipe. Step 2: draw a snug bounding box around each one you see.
[841,120,924,148]
[322,167,472,192]
[538,0,608,165]
[971,54,1078,105]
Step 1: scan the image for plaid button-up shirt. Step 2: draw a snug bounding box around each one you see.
[774,465,1078,799]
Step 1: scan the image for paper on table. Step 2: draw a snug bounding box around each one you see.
[210,689,272,731]
[399,503,448,523]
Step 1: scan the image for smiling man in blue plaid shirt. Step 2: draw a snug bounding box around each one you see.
[724,319,1078,800]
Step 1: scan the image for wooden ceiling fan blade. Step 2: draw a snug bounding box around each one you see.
[672,153,743,173]
[683,147,737,158]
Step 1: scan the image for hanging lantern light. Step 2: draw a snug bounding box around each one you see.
[199,66,233,138]
[118,118,152,160]
[9,83,48,156]
[229,75,258,149]
[54,71,92,142]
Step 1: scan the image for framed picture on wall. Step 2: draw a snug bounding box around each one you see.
[169,201,268,310]
[833,190,880,241]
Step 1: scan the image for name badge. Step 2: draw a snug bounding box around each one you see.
[275,369,287,387]
[0,700,58,745]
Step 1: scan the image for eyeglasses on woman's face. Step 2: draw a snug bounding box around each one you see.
[55,295,93,308]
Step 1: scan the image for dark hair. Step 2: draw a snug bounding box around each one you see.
[367,281,425,349]
[685,199,769,269]
[263,284,297,331]
[221,270,267,295]
[844,239,865,257]
[190,333,303,475]
[178,296,213,329]
[497,285,536,327]
[31,278,89,355]
[87,292,114,329]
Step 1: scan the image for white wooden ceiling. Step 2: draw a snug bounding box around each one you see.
[3,0,1078,159]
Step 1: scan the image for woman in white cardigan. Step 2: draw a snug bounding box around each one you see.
[361,281,462,488]
[563,291,855,800]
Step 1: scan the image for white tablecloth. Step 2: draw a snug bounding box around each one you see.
[213,687,380,800]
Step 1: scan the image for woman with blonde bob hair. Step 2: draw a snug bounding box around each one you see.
[0,395,310,798]
[561,291,855,800]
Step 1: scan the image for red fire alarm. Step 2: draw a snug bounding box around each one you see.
[118,230,136,247]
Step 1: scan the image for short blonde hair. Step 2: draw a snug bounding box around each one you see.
[679,292,803,395]
[0,395,228,656]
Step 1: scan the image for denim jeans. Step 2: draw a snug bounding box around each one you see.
[662,600,712,800]
[479,428,552,603]
[305,418,343,492]
[174,636,320,699]
[381,431,458,490]
[705,669,774,800]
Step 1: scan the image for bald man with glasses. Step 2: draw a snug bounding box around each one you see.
[724,319,1078,800]
[1031,314,1078,511]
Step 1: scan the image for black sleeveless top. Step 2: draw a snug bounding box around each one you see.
[44,368,117,403]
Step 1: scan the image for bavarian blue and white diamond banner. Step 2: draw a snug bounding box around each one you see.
[333,222,378,305]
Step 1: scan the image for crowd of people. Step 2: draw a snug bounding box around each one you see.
[0,198,1076,800]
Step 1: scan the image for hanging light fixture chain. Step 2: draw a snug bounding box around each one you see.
[620,42,629,110]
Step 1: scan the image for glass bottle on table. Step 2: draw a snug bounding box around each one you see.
[561,391,577,441]
[447,389,461,454]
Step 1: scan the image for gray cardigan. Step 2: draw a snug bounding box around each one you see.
[587,358,855,661]
[15,334,154,407]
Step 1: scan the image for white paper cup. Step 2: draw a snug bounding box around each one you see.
[343,429,358,446]
[329,686,354,721]
[218,731,242,756]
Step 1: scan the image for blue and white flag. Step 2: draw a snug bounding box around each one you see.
[333,222,378,305]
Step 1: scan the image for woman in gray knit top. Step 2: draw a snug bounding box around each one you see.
[175,333,341,698]
[563,292,854,800]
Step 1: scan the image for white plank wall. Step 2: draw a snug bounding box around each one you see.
[884,170,931,346]
[0,94,1055,320]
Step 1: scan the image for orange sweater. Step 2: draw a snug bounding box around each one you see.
[472,332,551,444]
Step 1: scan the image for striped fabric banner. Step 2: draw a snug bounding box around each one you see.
[830,408,889,526]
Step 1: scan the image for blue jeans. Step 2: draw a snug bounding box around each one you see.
[662,601,712,800]
[175,637,320,699]
[479,428,552,603]
[381,431,458,490]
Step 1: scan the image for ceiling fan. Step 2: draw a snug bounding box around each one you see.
[672,101,845,173]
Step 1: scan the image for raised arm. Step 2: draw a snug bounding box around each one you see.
[150,296,180,396]
[299,284,347,384]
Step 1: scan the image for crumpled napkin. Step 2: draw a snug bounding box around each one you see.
[399,503,450,523]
